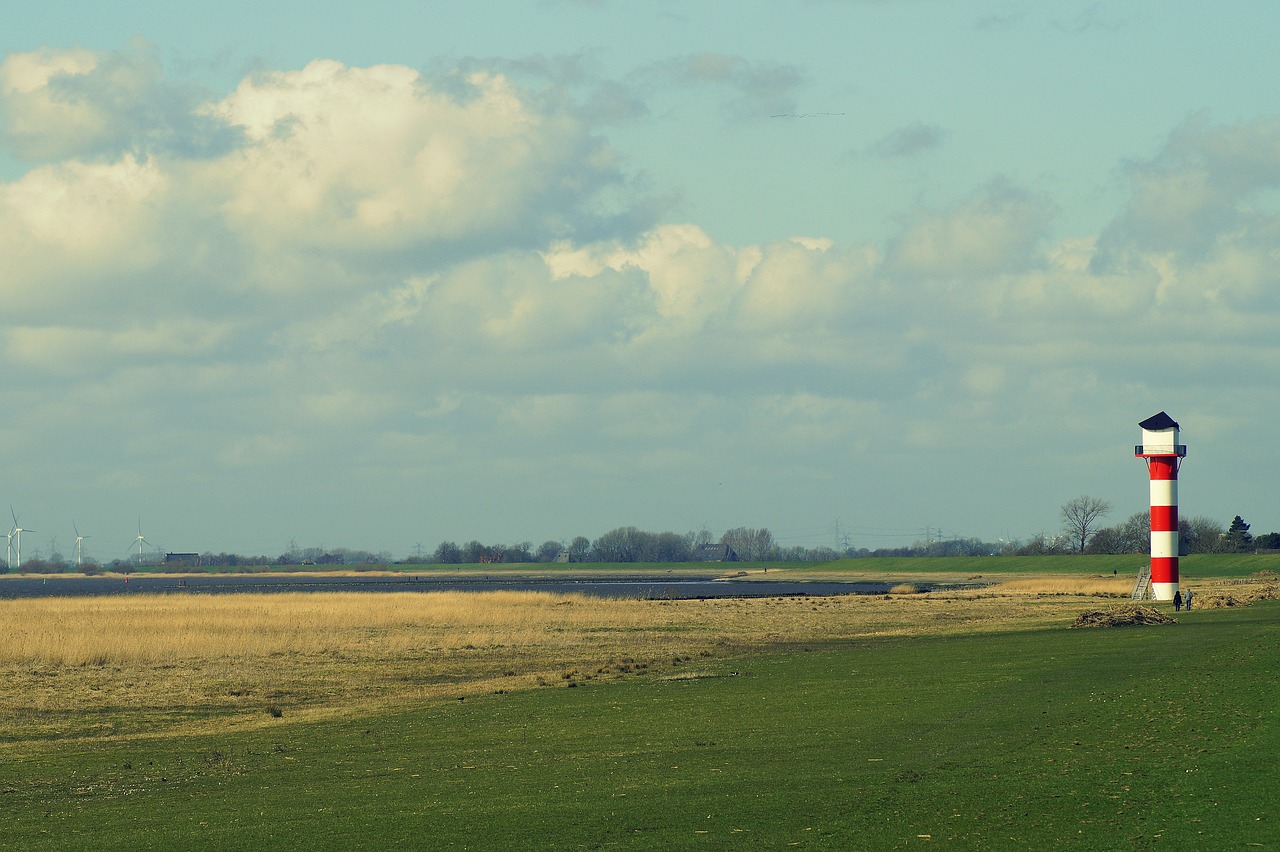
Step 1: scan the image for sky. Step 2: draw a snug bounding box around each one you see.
[2,0,1278,561]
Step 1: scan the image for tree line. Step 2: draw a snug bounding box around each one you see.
[414,526,841,565]
[6,505,1277,573]
[1058,495,1275,555]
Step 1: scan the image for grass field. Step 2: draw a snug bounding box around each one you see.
[96,551,1280,581]
[756,552,1280,582]
[2,568,1278,848]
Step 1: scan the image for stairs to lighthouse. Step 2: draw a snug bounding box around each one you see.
[1130,564,1152,600]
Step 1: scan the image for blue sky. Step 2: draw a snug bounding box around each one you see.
[1,1,1278,560]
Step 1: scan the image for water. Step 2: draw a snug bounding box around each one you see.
[0,573,903,600]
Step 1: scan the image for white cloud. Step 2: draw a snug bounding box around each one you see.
[734,238,879,331]
[544,224,742,331]
[1095,114,1280,267]
[3,47,1280,551]
[5,320,231,375]
[0,155,169,311]
[0,47,104,159]
[204,60,628,255]
[886,178,1057,279]
[0,42,235,162]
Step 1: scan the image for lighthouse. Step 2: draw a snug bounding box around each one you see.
[1135,412,1187,601]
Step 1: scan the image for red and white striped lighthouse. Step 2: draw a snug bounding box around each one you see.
[1135,412,1187,601]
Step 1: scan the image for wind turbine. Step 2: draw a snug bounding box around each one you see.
[131,519,155,564]
[73,521,90,568]
[10,508,32,570]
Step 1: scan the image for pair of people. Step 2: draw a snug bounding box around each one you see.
[1173,589,1193,611]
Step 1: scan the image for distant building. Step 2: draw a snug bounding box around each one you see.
[554,549,571,563]
[164,552,200,567]
[694,543,738,562]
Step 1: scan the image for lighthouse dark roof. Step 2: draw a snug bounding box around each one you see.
[1138,411,1179,430]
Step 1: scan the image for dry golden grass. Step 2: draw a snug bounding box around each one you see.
[0,583,1203,750]
[1190,579,1280,609]
[3,591,670,666]
[963,576,1135,597]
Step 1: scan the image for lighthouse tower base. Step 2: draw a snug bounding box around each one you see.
[1151,582,1178,602]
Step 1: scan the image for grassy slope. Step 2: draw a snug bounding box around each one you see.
[3,602,1277,849]
[773,552,1280,580]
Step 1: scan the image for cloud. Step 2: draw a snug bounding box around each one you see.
[637,53,804,120]
[869,122,945,158]
[203,60,639,259]
[1,51,662,327]
[5,320,232,376]
[1094,114,1280,269]
[0,41,238,162]
[4,48,1280,551]
[886,178,1057,278]
[0,155,170,314]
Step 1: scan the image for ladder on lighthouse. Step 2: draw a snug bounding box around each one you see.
[1130,564,1152,601]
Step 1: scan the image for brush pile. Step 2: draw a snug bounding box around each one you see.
[1193,583,1280,609]
[1071,604,1176,628]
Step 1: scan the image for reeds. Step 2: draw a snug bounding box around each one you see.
[1,591,668,667]
[953,576,1133,597]
[0,584,1195,746]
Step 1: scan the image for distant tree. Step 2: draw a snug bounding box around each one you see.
[1017,533,1069,556]
[720,527,776,561]
[500,542,533,563]
[1085,526,1127,555]
[1181,516,1226,553]
[432,541,462,564]
[1087,512,1150,555]
[567,536,591,562]
[996,539,1022,556]
[750,528,777,560]
[1060,496,1112,553]
[720,528,751,560]
[1225,515,1253,552]
[536,540,564,562]
[461,540,489,563]
[922,537,994,557]
[591,527,643,562]
[1254,531,1280,551]
[652,531,692,562]
[1120,511,1151,553]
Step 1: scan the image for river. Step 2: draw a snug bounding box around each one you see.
[0,573,904,600]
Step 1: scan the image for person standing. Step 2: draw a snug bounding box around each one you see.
[1184,589,1193,611]
[1173,590,1183,611]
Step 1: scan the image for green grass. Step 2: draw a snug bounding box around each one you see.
[793,552,1280,580]
[3,602,1277,849]
[105,552,1280,580]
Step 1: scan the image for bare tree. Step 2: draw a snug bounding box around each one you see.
[536,540,564,562]
[1182,515,1226,553]
[1061,495,1112,553]
[1120,511,1151,553]
[567,536,592,562]
[720,527,776,561]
